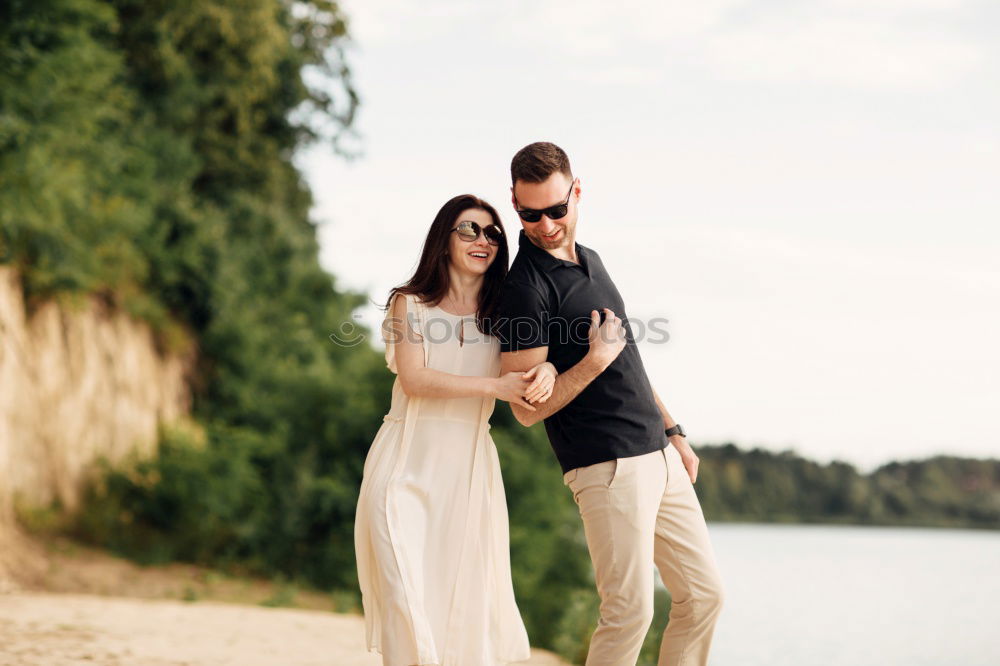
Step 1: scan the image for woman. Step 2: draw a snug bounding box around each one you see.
[354,194,555,665]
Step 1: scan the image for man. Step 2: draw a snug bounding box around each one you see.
[496,142,725,666]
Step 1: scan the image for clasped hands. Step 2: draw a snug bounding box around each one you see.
[492,362,557,411]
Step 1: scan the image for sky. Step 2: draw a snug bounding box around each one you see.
[298,0,1000,472]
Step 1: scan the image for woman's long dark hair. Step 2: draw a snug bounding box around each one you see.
[383,194,509,336]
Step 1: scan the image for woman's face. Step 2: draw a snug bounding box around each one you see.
[448,208,499,276]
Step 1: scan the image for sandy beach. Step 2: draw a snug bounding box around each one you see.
[0,591,565,666]
[0,533,566,666]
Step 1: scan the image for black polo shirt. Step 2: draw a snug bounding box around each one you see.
[495,229,667,474]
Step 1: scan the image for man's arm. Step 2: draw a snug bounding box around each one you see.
[650,386,678,430]
[650,384,701,483]
[501,308,627,427]
[501,347,606,427]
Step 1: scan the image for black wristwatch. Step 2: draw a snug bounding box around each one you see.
[664,424,686,439]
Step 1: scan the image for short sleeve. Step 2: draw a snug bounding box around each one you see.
[496,279,550,353]
[382,292,424,374]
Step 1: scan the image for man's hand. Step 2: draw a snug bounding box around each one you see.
[587,308,626,369]
[650,386,699,484]
[670,436,700,484]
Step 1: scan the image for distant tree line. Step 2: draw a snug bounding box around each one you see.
[694,444,1000,529]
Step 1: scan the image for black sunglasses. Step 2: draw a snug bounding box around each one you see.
[452,219,504,246]
[514,180,575,223]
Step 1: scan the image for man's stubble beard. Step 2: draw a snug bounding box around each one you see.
[528,219,576,251]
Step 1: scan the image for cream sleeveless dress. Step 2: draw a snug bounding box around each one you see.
[354,292,531,665]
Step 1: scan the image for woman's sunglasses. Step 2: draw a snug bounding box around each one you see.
[514,180,575,223]
[452,219,504,246]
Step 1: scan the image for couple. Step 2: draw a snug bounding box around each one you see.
[354,142,725,666]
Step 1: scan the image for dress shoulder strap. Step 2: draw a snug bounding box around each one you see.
[382,291,430,373]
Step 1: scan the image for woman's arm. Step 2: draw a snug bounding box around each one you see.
[390,294,537,410]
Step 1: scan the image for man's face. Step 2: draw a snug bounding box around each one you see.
[511,172,579,251]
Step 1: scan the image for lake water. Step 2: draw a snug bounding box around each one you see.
[681,523,1000,666]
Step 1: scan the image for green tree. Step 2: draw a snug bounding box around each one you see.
[2,1,600,653]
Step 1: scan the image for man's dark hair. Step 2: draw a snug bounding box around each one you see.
[510,141,573,185]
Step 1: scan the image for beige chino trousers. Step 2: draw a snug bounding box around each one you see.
[563,444,725,666]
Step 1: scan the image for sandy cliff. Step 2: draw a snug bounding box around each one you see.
[0,266,195,585]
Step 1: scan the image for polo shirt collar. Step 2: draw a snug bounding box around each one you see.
[517,229,590,277]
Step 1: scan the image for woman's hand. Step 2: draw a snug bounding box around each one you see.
[522,361,557,404]
[492,372,537,411]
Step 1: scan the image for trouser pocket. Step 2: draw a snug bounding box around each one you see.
[565,457,628,504]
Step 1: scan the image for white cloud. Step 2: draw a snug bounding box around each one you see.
[824,0,970,11]
[509,0,746,55]
[706,17,983,89]
[343,0,985,91]
[568,65,661,86]
[340,0,482,44]
[342,1,749,52]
